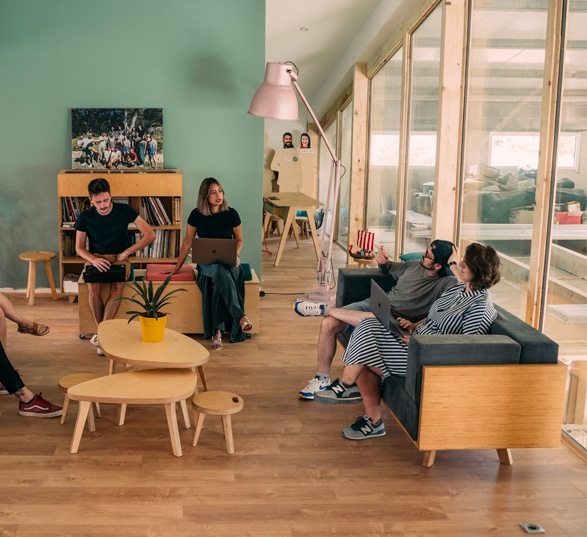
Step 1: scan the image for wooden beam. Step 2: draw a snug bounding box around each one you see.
[525,0,566,328]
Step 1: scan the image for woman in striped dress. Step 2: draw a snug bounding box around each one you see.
[315,242,502,440]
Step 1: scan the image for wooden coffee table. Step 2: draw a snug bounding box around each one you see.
[96,319,211,431]
[97,319,210,376]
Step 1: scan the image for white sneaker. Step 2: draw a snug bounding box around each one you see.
[298,375,330,400]
[90,334,104,355]
[293,301,326,317]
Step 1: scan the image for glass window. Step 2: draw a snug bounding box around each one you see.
[404,3,442,253]
[365,47,403,257]
[460,1,548,321]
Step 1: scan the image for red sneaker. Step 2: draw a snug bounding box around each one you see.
[18,393,63,418]
[0,382,8,396]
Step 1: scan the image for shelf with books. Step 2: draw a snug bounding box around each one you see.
[57,169,183,295]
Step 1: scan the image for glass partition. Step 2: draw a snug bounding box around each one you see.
[460,0,548,319]
[403,3,442,253]
[365,47,404,257]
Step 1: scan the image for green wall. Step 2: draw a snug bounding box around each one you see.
[0,0,265,289]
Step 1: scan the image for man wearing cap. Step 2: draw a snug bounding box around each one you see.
[294,240,457,400]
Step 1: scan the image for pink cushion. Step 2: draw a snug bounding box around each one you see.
[146,264,195,282]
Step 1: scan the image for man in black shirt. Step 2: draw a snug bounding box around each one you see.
[74,178,155,353]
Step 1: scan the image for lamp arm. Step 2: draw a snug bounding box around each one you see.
[290,78,337,163]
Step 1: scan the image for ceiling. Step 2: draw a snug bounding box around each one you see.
[265,0,383,104]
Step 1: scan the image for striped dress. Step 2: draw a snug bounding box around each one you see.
[342,283,497,377]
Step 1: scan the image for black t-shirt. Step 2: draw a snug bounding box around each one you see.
[74,202,138,254]
[187,207,241,238]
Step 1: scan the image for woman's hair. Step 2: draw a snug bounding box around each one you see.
[463,243,501,291]
[300,132,311,148]
[197,177,229,216]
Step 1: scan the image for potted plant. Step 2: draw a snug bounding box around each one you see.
[116,274,187,342]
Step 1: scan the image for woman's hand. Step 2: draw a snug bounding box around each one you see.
[400,335,411,345]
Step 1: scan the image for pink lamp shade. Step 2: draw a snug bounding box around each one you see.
[248,62,299,120]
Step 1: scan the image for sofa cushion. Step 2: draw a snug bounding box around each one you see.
[399,252,422,261]
[405,334,521,404]
[146,263,195,282]
[490,306,558,364]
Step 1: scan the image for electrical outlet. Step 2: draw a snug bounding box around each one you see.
[520,523,545,534]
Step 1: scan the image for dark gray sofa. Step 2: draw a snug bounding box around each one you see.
[336,267,567,466]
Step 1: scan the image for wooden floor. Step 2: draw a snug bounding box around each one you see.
[1,233,585,537]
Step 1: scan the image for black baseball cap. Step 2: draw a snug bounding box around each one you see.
[430,239,455,268]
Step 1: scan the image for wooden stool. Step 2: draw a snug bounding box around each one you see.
[67,369,197,457]
[292,216,310,239]
[192,391,244,454]
[58,373,102,425]
[19,250,58,306]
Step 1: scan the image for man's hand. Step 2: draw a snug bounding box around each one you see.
[397,316,416,334]
[92,257,111,272]
[117,250,130,262]
[375,245,389,265]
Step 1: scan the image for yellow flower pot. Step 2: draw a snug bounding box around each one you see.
[139,315,167,342]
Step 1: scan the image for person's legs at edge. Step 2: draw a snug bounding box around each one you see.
[0,341,62,417]
[0,293,46,342]
[298,302,374,399]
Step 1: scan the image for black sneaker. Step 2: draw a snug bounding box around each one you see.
[342,415,386,440]
[314,378,362,405]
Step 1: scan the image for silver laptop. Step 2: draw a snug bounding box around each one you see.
[370,280,410,336]
[370,280,391,330]
[191,238,237,265]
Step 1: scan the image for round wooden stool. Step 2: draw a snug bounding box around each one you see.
[58,373,102,425]
[19,251,58,306]
[192,391,244,454]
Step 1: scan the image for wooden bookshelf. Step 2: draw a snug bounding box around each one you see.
[57,169,183,295]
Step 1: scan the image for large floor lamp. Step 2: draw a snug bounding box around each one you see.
[248,62,341,303]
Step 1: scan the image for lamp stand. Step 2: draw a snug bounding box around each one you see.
[289,77,342,304]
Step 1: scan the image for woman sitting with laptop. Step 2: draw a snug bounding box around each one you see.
[171,177,253,350]
[313,243,501,441]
